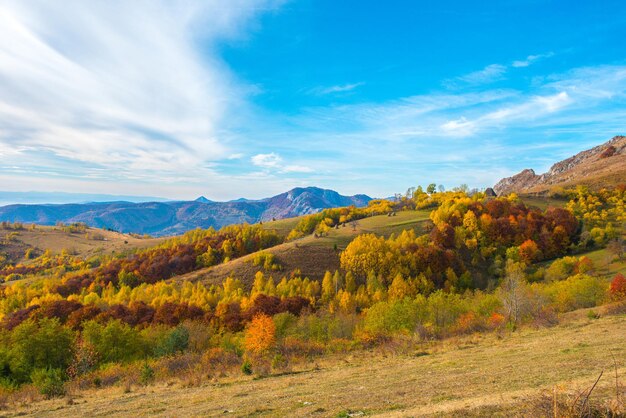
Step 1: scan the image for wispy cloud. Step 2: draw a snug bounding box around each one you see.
[445,52,555,89]
[309,82,364,95]
[444,64,507,88]
[0,0,282,182]
[512,52,555,68]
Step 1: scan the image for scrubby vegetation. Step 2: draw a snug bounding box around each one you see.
[0,186,624,413]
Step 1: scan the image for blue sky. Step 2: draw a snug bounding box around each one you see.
[0,0,625,201]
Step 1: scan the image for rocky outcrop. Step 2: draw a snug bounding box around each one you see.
[494,169,541,195]
[494,136,626,195]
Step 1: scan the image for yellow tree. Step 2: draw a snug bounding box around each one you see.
[345,272,357,294]
[388,273,410,301]
[321,271,334,302]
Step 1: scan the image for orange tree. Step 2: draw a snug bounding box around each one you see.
[244,313,276,356]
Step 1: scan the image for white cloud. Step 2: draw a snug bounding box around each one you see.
[0,0,283,179]
[535,91,571,112]
[251,152,283,168]
[250,153,312,173]
[440,117,476,137]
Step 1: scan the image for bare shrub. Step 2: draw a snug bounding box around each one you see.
[201,348,241,378]
[603,301,626,316]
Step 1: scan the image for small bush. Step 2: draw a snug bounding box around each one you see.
[241,360,253,375]
[271,354,290,373]
[201,348,240,378]
[139,363,155,386]
[153,326,190,357]
[30,368,65,398]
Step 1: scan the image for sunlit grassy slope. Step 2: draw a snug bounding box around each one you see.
[1,225,165,264]
[176,210,432,287]
[11,310,625,417]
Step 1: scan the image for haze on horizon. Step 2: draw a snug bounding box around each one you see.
[1,0,625,202]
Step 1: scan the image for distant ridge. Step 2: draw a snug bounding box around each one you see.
[494,135,626,195]
[0,191,169,206]
[0,187,372,236]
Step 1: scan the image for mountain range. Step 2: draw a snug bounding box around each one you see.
[0,187,371,236]
[494,135,626,195]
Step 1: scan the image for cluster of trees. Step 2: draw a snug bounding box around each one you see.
[51,224,281,296]
[0,250,92,283]
[0,187,623,395]
[566,186,625,250]
[0,222,26,231]
[340,195,579,291]
[2,255,618,393]
[566,186,625,228]
[286,206,370,240]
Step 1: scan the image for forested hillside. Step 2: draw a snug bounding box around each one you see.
[0,185,624,415]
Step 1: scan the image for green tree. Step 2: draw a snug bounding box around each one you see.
[5,318,74,383]
[82,320,145,364]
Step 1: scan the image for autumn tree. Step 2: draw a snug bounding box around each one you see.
[518,240,541,265]
[321,271,334,302]
[244,314,276,356]
[609,273,626,301]
[388,273,411,301]
[498,261,530,327]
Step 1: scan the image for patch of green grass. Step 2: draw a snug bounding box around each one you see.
[261,216,303,238]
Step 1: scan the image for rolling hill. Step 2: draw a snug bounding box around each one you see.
[494,135,626,195]
[175,209,432,287]
[0,187,371,237]
[0,225,165,265]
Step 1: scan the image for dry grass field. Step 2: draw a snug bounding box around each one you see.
[4,310,624,417]
[0,225,165,264]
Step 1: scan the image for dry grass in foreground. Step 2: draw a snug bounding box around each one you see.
[2,311,624,417]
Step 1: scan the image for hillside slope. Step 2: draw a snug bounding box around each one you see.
[0,225,164,265]
[0,187,371,237]
[176,210,432,287]
[494,135,626,195]
[10,312,625,417]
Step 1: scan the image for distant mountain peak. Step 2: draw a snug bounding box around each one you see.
[195,196,212,203]
[0,187,372,237]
